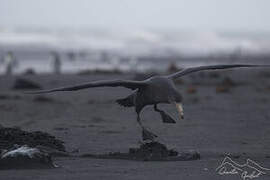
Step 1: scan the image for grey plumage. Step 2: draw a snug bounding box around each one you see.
[26,64,269,140]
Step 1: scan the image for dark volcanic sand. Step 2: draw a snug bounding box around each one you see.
[0,68,270,180]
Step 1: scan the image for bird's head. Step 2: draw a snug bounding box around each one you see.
[169,90,184,120]
[174,102,184,120]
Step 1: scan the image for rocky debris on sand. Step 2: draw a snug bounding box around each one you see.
[80,141,200,161]
[0,145,57,169]
[12,78,42,90]
[216,77,237,93]
[186,86,197,94]
[128,141,178,160]
[0,127,65,152]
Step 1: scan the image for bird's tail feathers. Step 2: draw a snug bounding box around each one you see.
[116,97,134,107]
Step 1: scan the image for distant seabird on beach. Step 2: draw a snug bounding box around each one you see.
[26,64,269,141]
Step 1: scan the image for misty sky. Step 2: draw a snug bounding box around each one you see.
[0,0,270,31]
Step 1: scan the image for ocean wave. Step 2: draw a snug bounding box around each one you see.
[0,29,269,56]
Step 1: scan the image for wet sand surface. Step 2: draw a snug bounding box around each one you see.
[0,69,270,179]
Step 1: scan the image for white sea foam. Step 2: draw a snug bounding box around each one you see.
[0,28,269,74]
[0,29,269,56]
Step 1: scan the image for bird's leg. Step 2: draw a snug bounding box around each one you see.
[137,114,157,141]
[154,104,176,123]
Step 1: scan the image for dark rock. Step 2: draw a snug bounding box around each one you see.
[80,141,200,161]
[13,78,42,90]
[129,141,178,160]
[0,127,65,152]
[0,145,57,169]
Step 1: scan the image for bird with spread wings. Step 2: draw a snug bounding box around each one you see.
[26,64,268,141]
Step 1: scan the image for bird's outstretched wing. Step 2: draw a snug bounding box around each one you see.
[25,79,147,94]
[168,64,268,80]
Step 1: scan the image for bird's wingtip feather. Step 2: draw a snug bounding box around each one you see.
[23,90,54,94]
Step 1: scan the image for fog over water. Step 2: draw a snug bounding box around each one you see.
[0,0,270,73]
[0,29,269,56]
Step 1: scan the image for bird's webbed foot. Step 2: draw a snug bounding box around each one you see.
[159,111,176,123]
[142,128,158,141]
[154,104,176,124]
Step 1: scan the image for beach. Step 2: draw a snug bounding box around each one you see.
[0,68,270,179]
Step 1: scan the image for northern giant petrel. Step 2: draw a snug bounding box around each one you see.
[26,64,268,140]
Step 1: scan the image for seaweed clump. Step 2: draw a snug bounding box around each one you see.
[81,141,200,161]
[0,127,65,152]
[129,141,178,161]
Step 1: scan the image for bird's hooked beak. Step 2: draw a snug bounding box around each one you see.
[174,102,184,120]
